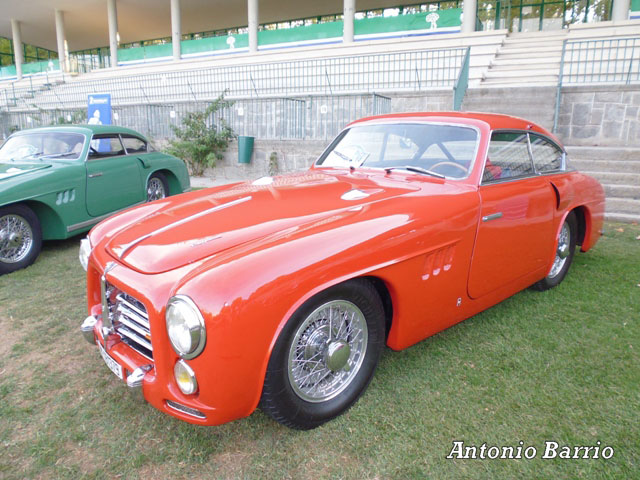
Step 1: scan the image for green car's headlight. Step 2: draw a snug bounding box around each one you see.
[166,295,206,359]
[79,237,91,271]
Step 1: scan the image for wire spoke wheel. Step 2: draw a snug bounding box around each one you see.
[549,221,570,279]
[0,214,34,264]
[288,300,368,403]
[147,176,167,201]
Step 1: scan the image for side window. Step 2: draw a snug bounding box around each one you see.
[483,132,533,183]
[88,134,125,158]
[530,134,563,172]
[121,136,147,154]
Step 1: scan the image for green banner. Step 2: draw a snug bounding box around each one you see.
[632,0,640,11]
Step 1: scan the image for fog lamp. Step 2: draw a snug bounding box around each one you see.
[79,237,91,271]
[174,359,198,395]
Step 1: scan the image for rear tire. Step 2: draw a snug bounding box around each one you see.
[533,212,577,291]
[260,279,385,430]
[0,204,42,275]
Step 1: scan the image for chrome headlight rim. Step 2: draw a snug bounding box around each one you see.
[79,237,91,272]
[165,295,206,360]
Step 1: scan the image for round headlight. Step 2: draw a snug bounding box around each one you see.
[174,359,198,395]
[79,237,91,272]
[166,295,206,359]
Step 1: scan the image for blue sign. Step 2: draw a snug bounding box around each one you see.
[88,94,112,152]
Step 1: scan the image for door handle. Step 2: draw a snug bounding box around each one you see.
[88,172,103,178]
[482,212,503,222]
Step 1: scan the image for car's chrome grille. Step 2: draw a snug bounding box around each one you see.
[103,283,153,360]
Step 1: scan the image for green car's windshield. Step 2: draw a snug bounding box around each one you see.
[0,133,85,162]
[316,123,479,179]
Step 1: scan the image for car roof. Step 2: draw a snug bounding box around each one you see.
[348,111,561,146]
[11,124,147,138]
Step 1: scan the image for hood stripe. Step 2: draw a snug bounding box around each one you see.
[117,196,252,259]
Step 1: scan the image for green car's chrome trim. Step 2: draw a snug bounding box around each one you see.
[66,201,146,233]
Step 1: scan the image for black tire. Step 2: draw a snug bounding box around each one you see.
[260,278,385,430]
[146,172,169,202]
[0,204,42,275]
[533,212,577,291]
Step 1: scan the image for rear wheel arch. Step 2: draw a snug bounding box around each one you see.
[149,169,180,195]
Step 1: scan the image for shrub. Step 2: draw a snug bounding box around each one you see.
[166,94,235,175]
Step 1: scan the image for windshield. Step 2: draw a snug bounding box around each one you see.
[317,123,479,179]
[0,132,85,162]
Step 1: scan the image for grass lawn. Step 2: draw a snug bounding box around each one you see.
[0,223,638,479]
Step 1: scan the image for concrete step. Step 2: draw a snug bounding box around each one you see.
[605,212,640,223]
[565,146,640,161]
[491,57,562,68]
[481,77,558,86]
[606,197,640,215]
[601,184,640,199]
[585,171,640,184]
[570,159,640,173]
[484,68,559,79]
[497,45,563,56]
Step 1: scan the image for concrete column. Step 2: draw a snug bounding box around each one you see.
[55,9,68,72]
[107,0,118,67]
[611,0,630,21]
[171,0,181,60]
[248,0,258,53]
[462,0,477,33]
[11,19,23,81]
[343,0,355,44]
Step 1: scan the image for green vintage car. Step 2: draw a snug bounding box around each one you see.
[0,125,190,275]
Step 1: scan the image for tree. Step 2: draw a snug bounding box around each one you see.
[166,94,235,176]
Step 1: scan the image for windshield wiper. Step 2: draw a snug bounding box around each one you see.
[32,152,77,159]
[384,165,445,179]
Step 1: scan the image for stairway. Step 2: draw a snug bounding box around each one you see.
[482,30,567,86]
[566,146,640,223]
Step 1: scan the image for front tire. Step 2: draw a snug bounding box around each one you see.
[533,212,577,291]
[260,279,385,430]
[0,204,42,275]
[146,172,168,202]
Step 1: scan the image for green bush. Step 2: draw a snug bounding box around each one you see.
[166,94,235,175]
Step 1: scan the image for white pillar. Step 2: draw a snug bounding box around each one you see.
[343,0,355,44]
[11,19,23,81]
[611,0,630,21]
[462,0,477,33]
[107,0,118,67]
[171,0,181,60]
[55,10,68,72]
[248,0,258,53]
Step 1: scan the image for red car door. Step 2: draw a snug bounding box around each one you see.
[468,131,556,299]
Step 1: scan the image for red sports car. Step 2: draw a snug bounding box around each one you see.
[79,112,605,429]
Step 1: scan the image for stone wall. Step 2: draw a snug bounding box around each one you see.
[204,139,327,182]
[556,85,640,147]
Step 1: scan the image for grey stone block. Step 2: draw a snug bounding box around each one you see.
[565,92,594,104]
[590,109,604,126]
[622,92,633,105]
[605,104,626,122]
[571,125,600,139]
[572,103,591,126]
[626,106,639,119]
[559,101,573,115]
[594,91,623,103]
[602,121,623,139]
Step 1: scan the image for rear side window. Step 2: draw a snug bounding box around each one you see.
[483,132,533,183]
[89,134,125,157]
[530,134,563,172]
[121,135,147,154]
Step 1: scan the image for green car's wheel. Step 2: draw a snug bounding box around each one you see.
[0,204,42,275]
[147,172,169,202]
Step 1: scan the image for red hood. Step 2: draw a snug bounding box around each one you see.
[103,170,427,274]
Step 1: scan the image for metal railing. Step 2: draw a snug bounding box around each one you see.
[553,36,640,131]
[0,94,391,142]
[0,47,466,111]
[453,47,471,111]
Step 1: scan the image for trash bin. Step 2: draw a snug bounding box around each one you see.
[238,135,254,164]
